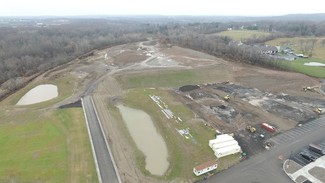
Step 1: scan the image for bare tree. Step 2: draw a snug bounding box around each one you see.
[298,39,317,57]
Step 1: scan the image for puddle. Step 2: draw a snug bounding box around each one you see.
[117,105,169,175]
[16,84,58,105]
[304,62,325,66]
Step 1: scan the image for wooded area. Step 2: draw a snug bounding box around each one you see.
[1,17,325,97]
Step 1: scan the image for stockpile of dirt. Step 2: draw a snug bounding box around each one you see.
[179,85,200,92]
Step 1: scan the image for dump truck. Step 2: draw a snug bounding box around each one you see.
[261,123,276,133]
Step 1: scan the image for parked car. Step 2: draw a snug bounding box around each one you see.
[300,152,316,162]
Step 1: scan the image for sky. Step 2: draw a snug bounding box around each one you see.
[1,0,325,17]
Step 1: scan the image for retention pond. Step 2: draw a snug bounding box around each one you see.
[117,105,169,176]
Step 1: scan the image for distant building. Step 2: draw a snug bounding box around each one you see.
[254,45,278,55]
[193,160,218,176]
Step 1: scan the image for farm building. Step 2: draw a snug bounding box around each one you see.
[254,45,278,54]
[193,159,218,176]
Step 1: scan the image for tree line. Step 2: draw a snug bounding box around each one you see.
[0,20,154,95]
[1,17,325,98]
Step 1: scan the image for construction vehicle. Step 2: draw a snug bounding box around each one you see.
[246,125,256,133]
[303,86,320,93]
[314,107,323,114]
[224,95,230,101]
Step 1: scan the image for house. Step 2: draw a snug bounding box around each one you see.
[193,160,218,176]
[254,45,278,54]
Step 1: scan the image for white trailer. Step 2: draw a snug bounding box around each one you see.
[212,140,238,151]
[209,134,234,148]
[214,144,241,158]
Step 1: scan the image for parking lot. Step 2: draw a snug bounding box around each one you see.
[290,140,325,166]
[267,117,325,146]
[284,138,325,183]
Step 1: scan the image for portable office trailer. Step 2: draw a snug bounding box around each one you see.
[212,140,238,151]
[214,144,241,158]
[209,134,234,148]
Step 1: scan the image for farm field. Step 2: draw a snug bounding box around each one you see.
[213,30,271,41]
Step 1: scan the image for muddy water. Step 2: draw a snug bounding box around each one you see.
[16,84,58,105]
[117,105,169,176]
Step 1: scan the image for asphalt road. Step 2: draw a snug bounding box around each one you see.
[82,96,120,183]
[200,117,325,183]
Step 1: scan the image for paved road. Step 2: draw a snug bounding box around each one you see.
[200,117,325,183]
[82,96,120,183]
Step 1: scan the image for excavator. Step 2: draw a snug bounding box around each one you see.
[303,86,321,94]
[246,125,256,133]
[224,95,230,102]
[314,107,323,115]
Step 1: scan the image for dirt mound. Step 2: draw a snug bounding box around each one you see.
[179,85,200,92]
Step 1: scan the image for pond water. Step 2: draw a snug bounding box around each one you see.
[16,84,58,105]
[117,105,169,175]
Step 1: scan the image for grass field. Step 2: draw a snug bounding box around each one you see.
[119,88,241,181]
[0,108,97,182]
[283,58,325,78]
[115,66,231,89]
[2,74,76,107]
[213,30,271,41]
[0,72,98,182]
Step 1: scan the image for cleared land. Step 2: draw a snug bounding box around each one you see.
[213,30,271,41]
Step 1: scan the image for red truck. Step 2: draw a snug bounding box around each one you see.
[261,123,276,133]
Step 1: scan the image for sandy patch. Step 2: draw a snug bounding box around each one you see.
[16,84,58,105]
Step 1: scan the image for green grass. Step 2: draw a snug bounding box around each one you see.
[116,70,197,89]
[2,75,76,107]
[0,111,67,182]
[213,30,271,41]
[116,66,231,89]
[0,106,97,182]
[117,88,239,181]
[285,58,325,78]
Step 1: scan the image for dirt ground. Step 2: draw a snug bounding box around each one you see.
[17,40,325,183]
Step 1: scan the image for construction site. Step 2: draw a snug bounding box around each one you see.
[176,82,325,156]
[5,39,325,183]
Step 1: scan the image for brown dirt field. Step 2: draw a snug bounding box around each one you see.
[112,51,148,67]
[233,64,322,98]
